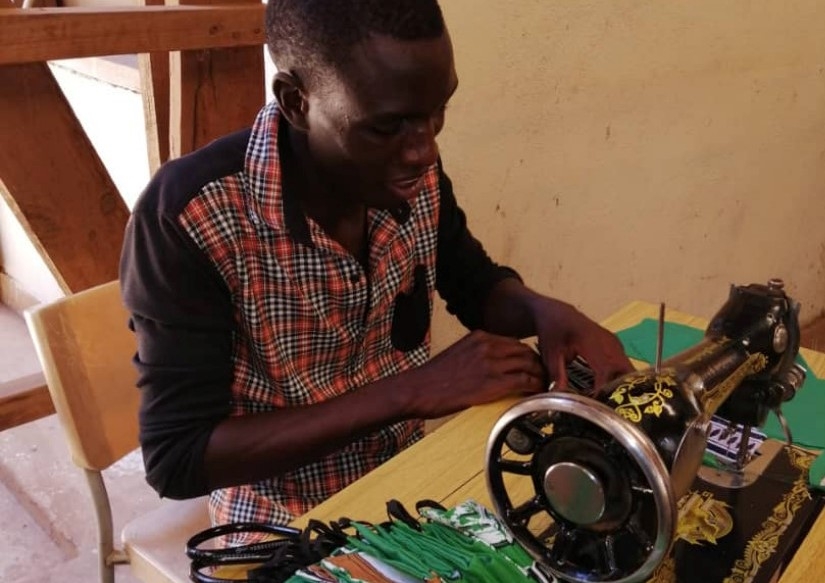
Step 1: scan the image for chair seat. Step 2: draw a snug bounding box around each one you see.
[123,496,210,583]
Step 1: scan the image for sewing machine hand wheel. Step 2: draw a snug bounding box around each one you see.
[486,392,676,583]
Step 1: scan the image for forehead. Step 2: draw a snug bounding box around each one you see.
[330,32,458,118]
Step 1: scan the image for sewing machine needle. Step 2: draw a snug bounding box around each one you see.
[655,302,666,373]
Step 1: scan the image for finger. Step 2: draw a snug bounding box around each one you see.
[616,357,635,375]
[521,371,546,394]
[553,352,569,391]
[537,346,563,388]
[492,336,544,359]
[493,370,545,394]
[501,369,545,395]
[489,345,546,382]
[592,362,610,391]
[495,352,547,386]
[590,352,634,387]
[538,359,550,389]
[588,364,630,398]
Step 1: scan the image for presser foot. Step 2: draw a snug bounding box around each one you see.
[698,440,785,490]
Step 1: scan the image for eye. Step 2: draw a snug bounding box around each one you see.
[368,119,404,137]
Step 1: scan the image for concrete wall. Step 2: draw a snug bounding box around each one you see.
[432,0,825,346]
[3,1,825,345]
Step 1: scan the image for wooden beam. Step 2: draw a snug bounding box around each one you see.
[0,62,130,292]
[0,5,265,65]
[0,381,55,432]
[170,0,264,158]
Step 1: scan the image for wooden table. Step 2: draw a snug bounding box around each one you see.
[290,301,825,582]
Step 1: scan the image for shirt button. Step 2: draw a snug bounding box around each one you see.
[350,273,360,284]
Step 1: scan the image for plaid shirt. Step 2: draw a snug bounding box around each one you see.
[121,102,517,526]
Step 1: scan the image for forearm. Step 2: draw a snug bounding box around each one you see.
[482,277,572,339]
[203,373,419,490]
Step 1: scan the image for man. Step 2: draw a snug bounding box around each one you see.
[120,0,633,527]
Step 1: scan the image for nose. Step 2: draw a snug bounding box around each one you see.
[400,118,439,168]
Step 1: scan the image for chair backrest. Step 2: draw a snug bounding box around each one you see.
[25,280,139,471]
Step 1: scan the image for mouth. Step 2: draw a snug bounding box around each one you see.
[388,174,425,201]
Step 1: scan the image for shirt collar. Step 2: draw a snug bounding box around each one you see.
[244,102,412,247]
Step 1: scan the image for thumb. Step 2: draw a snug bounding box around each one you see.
[548,351,569,391]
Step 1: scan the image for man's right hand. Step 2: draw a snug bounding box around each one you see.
[404,330,546,419]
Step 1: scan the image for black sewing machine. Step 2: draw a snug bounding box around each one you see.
[485,279,821,583]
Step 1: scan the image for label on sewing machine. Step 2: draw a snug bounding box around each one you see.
[705,415,767,465]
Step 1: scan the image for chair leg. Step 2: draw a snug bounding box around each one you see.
[83,468,125,583]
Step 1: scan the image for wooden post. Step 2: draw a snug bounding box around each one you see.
[138,0,172,175]
[169,0,265,158]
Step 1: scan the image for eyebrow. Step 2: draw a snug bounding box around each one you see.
[366,78,460,124]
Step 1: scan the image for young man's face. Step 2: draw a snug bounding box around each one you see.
[303,30,458,210]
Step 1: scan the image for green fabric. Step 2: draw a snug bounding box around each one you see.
[346,523,446,580]
[344,517,534,583]
[419,523,533,583]
[616,319,825,449]
[418,499,533,568]
[463,553,527,583]
[616,318,705,363]
[702,451,724,469]
[317,559,367,583]
[418,499,536,575]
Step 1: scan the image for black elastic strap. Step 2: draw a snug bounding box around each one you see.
[186,522,301,562]
[415,499,447,514]
[386,499,421,530]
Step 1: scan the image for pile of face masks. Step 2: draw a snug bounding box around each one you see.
[188,498,556,582]
[280,499,555,583]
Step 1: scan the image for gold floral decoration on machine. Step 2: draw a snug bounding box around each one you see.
[609,372,678,422]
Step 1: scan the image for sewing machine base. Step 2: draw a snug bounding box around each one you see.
[640,440,821,583]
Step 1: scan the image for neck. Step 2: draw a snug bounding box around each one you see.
[283,125,367,263]
[285,125,364,227]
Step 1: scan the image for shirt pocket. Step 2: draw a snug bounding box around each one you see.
[390,264,430,352]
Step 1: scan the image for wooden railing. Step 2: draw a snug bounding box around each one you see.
[0,5,265,63]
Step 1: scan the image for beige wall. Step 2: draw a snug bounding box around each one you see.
[431,0,825,346]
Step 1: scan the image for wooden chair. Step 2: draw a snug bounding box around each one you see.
[24,280,210,583]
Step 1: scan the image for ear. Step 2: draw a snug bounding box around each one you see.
[272,71,309,131]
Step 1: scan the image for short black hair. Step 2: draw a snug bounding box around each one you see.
[266,0,445,79]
